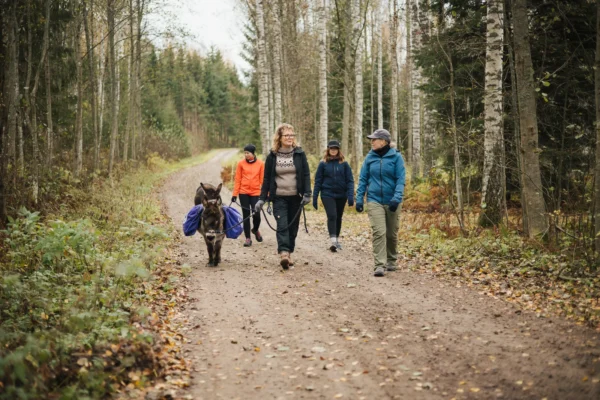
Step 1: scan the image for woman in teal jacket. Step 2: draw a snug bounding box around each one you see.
[355,129,406,277]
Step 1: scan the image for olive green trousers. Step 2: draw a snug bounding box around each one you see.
[367,202,400,269]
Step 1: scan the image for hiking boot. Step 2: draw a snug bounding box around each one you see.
[280,252,290,270]
[329,244,337,252]
[374,266,385,277]
[252,229,263,242]
[386,263,397,271]
[243,238,252,247]
[288,255,294,267]
[335,242,343,251]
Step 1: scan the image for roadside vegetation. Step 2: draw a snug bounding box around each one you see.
[0,152,216,399]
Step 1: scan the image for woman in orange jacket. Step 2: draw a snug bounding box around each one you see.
[232,144,265,246]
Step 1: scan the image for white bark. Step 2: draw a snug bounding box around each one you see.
[353,0,364,166]
[390,0,399,144]
[98,27,106,167]
[318,0,328,151]
[480,0,506,226]
[108,0,119,175]
[410,0,422,179]
[256,0,271,155]
[271,0,283,126]
[75,23,84,178]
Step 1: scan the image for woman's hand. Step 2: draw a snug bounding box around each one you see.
[347,196,354,207]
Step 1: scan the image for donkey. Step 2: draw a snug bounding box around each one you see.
[196,183,225,267]
[194,182,223,206]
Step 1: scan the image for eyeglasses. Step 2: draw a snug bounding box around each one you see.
[282,134,295,138]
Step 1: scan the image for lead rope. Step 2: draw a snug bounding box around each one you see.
[232,199,308,234]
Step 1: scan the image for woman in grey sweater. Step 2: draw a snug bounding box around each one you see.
[255,123,311,270]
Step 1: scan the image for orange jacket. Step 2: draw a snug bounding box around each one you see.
[233,158,264,197]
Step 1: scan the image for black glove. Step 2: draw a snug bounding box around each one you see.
[300,194,311,206]
[356,203,364,213]
[231,196,237,203]
[313,198,318,210]
[348,196,354,207]
[389,200,400,212]
[255,200,265,213]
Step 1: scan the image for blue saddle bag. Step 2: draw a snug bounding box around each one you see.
[183,204,203,236]
[222,205,243,239]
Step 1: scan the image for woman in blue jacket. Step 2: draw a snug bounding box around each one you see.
[313,140,354,252]
[355,129,406,277]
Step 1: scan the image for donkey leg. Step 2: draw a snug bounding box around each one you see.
[214,238,223,265]
[206,241,215,267]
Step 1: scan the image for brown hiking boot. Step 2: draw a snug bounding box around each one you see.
[288,254,294,267]
[280,252,290,270]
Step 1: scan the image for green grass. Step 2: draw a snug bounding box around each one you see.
[0,153,213,399]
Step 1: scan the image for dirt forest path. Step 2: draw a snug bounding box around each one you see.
[160,150,599,400]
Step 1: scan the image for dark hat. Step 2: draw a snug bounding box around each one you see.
[243,144,256,154]
[327,140,341,148]
[366,129,391,142]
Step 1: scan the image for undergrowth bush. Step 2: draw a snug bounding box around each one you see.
[0,154,210,399]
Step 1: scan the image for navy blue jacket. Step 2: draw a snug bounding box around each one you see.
[356,147,405,206]
[313,160,355,201]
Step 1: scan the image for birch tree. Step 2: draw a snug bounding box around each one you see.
[318,0,328,151]
[354,0,364,167]
[341,0,355,157]
[389,0,399,144]
[256,0,270,154]
[479,0,505,227]
[410,0,422,179]
[271,0,283,127]
[75,21,84,177]
[511,0,548,238]
[83,0,100,171]
[108,0,119,175]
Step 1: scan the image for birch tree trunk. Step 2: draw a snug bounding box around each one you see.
[256,0,271,155]
[410,0,421,179]
[135,0,144,159]
[342,0,355,157]
[594,0,600,255]
[44,1,53,167]
[390,0,399,144]
[318,0,328,152]
[124,0,135,164]
[480,0,506,227]
[108,0,119,175]
[83,0,99,171]
[75,21,84,178]
[271,0,283,127]
[377,1,383,130]
[98,29,106,168]
[511,0,548,238]
[28,0,51,203]
[353,0,364,167]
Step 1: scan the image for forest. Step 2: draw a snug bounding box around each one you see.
[1,0,600,398]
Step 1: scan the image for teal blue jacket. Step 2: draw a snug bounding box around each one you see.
[356,147,406,206]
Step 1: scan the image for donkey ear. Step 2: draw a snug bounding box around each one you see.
[216,183,222,194]
[200,182,206,190]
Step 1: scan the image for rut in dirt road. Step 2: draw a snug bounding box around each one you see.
[160,150,599,400]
